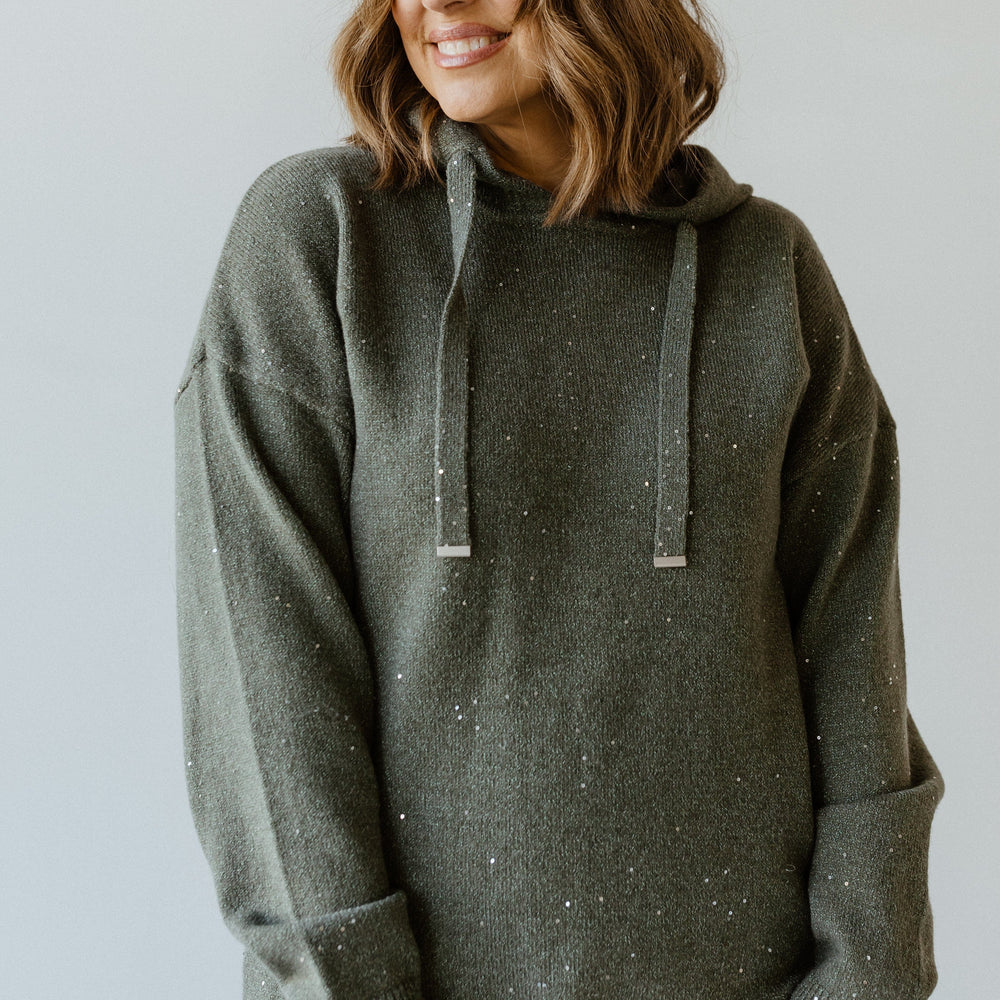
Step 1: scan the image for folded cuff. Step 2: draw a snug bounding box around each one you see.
[236,889,423,1000]
[789,738,943,1000]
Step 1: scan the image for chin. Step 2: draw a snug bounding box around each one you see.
[437,96,510,128]
[434,102,490,125]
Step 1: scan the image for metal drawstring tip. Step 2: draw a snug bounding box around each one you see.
[437,545,471,557]
[653,554,687,568]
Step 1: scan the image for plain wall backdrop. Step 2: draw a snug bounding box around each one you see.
[2,1,996,996]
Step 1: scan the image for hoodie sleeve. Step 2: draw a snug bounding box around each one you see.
[173,159,424,1000]
[774,221,945,1000]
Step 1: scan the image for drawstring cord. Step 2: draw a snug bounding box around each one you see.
[653,219,698,568]
[434,151,476,557]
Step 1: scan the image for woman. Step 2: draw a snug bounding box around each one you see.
[173,1,945,998]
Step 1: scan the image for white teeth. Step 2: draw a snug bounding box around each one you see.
[436,35,503,55]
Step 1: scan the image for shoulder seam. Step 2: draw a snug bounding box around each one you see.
[783,420,896,488]
[174,349,355,439]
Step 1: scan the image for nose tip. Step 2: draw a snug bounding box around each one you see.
[422,0,471,13]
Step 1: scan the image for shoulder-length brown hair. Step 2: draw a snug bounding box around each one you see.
[329,0,726,227]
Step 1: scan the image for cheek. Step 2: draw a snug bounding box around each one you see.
[497,0,523,22]
[397,31,425,71]
[388,4,402,34]
[389,4,418,47]
[513,31,546,76]
[512,46,549,91]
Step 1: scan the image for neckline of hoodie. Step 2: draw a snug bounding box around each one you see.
[441,156,701,227]
[450,144,697,210]
[473,177,695,214]
[467,193,699,234]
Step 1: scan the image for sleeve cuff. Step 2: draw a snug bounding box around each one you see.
[235,889,424,1000]
[790,728,944,1000]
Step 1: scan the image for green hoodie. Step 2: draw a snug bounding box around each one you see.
[174,107,944,1000]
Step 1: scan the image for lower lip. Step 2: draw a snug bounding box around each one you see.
[431,34,509,68]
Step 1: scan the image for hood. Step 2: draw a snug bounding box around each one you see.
[408,104,754,568]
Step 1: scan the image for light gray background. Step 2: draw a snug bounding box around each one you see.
[2,1,995,996]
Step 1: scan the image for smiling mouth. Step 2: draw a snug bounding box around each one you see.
[434,33,509,54]
[429,32,512,69]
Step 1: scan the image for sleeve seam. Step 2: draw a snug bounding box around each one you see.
[175,349,356,440]
[783,419,896,489]
[173,342,206,404]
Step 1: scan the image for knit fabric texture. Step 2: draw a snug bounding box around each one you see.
[174,110,945,1000]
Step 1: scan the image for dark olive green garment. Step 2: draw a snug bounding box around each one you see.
[174,107,944,1000]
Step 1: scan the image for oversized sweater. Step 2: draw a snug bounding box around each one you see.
[173,107,945,1000]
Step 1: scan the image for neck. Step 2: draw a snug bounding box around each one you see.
[473,106,572,194]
